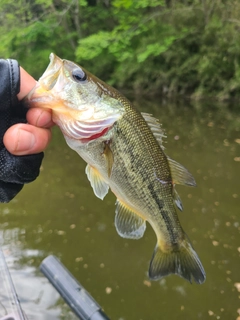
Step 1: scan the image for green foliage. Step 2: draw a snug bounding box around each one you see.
[76,31,112,60]
[1,0,240,99]
[0,0,80,77]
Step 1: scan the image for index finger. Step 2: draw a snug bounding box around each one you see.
[17,67,37,100]
[26,108,55,128]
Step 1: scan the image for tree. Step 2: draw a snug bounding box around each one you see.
[1,0,240,99]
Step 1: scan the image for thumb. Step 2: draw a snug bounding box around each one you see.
[3,123,51,155]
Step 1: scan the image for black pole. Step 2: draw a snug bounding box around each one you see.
[40,255,110,320]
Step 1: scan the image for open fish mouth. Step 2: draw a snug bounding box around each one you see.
[25,53,124,142]
[38,53,63,91]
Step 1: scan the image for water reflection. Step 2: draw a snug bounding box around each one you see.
[0,100,239,320]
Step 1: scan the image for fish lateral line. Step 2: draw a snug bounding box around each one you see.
[154,172,172,186]
[154,172,183,211]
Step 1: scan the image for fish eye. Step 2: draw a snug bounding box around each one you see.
[72,68,87,82]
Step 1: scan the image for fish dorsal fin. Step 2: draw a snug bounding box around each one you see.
[115,199,146,239]
[141,113,166,148]
[141,113,195,187]
[85,164,109,200]
[173,187,183,211]
[167,157,196,187]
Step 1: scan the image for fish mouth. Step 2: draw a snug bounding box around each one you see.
[38,53,63,91]
[25,53,64,108]
[25,53,124,142]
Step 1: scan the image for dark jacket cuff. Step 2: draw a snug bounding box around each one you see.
[0,59,20,112]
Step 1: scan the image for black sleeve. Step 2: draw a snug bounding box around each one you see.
[0,59,44,202]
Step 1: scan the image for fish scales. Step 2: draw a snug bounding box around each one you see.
[79,100,181,245]
[26,53,206,284]
[111,107,181,238]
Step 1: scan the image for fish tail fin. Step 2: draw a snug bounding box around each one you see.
[148,235,206,284]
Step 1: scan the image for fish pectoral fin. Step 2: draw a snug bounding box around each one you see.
[173,187,183,211]
[148,236,206,284]
[85,164,109,200]
[115,199,146,239]
[167,157,196,187]
[102,140,114,177]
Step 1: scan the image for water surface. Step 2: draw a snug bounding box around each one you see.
[0,99,239,320]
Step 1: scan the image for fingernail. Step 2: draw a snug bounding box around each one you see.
[16,129,35,152]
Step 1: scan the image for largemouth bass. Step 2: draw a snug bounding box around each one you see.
[26,53,206,284]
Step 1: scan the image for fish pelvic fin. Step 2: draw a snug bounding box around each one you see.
[115,199,146,239]
[85,164,109,200]
[148,235,206,284]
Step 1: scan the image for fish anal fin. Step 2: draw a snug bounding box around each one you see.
[115,199,146,239]
[148,235,206,284]
[167,157,196,187]
[85,164,109,200]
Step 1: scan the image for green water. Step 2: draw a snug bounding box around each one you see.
[0,99,239,320]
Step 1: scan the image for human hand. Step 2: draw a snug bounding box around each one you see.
[0,59,54,202]
[3,67,54,155]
